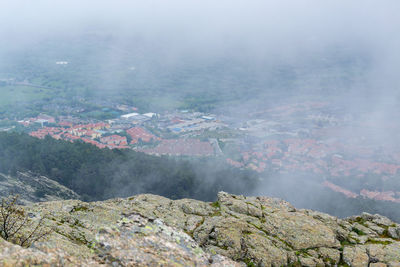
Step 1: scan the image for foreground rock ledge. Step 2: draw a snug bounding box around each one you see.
[1,192,400,266]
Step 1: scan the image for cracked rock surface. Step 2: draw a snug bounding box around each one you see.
[1,191,400,266]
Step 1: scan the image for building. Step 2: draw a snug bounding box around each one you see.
[143,113,157,118]
[121,113,139,119]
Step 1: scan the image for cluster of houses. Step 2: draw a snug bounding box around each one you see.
[29,122,117,149]
[138,138,214,156]
[322,181,400,203]
[100,135,128,147]
[221,101,400,203]
[225,137,400,179]
[25,112,218,156]
[28,121,161,150]
[126,127,160,145]
[15,101,400,205]
[322,181,358,198]
[360,189,400,203]
[330,156,400,177]
[15,99,400,206]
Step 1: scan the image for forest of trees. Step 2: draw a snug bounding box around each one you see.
[0,132,258,201]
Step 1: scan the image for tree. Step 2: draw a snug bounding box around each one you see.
[0,195,52,247]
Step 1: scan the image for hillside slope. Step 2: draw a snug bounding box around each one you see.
[1,192,400,266]
[0,171,80,204]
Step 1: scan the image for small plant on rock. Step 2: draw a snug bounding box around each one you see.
[0,195,52,247]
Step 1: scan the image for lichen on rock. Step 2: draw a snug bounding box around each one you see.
[1,191,400,266]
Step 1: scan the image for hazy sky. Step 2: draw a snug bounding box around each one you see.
[1,0,399,55]
[1,0,399,115]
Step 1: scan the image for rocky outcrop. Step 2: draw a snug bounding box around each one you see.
[1,192,400,266]
[0,171,80,204]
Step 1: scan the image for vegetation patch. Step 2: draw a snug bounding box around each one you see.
[352,227,366,236]
[71,205,90,212]
[210,211,222,217]
[295,249,311,257]
[210,201,221,209]
[380,229,391,238]
[243,258,257,267]
[367,239,392,245]
[340,239,353,249]
[242,230,253,236]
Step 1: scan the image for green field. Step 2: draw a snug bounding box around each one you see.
[0,85,55,107]
[0,85,59,118]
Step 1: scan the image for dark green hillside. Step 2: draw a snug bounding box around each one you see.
[0,132,258,201]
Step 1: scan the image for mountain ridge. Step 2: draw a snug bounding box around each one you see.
[1,192,400,266]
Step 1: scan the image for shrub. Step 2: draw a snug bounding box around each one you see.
[0,195,52,247]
